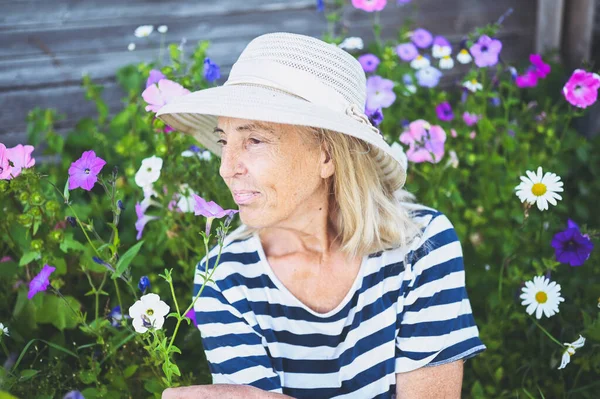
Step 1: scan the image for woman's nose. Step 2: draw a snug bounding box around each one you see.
[219,147,245,179]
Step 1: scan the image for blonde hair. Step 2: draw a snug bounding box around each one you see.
[227,124,431,260]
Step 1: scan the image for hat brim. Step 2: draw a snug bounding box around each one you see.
[156,84,406,190]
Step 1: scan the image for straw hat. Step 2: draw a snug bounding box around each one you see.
[156,32,407,191]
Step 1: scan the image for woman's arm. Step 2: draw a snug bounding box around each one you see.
[162,384,296,399]
[395,360,463,399]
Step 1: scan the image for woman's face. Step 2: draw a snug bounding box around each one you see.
[216,116,333,229]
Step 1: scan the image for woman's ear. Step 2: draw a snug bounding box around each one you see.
[320,142,335,179]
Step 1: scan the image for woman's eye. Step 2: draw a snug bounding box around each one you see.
[248,138,262,145]
[216,139,227,146]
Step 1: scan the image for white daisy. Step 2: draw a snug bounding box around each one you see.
[135,156,163,188]
[0,322,9,337]
[520,275,564,319]
[338,37,364,51]
[410,55,430,70]
[127,43,136,51]
[456,49,472,64]
[128,293,170,333]
[157,25,168,34]
[514,166,564,211]
[463,79,483,92]
[439,55,454,70]
[134,25,154,38]
[558,335,585,369]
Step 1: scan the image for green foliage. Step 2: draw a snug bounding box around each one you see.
[1,3,600,399]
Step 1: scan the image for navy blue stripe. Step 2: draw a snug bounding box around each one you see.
[428,337,486,365]
[398,313,476,338]
[407,286,466,313]
[202,332,262,351]
[211,354,274,374]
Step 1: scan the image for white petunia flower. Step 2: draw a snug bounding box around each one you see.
[520,275,564,319]
[514,166,564,211]
[0,322,9,337]
[157,25,168,34]
[410,55,430,70]
[338,37,364,51]
[199,150,212,161]
[463,79,483,92]
[558,335,585,370]
[456,49,472,64]
[135,156,163,188]
[127,43,136,51]
[446,150,459,168]
[175,183,197,213]
[128,293,170,333]
[439,55,454,70]
[134,25,154,38]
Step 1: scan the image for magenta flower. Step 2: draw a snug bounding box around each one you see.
[399,120,446,163]
[551,219,594,267]
[193,194,238,235]
[4,144,35,179]
[28,264,56,299]
[410,28,433,48]
[146,69,167,88]
[68,150,106,191]
[396,43,419,61]
[351,0,387,12]
[469,35,502,67]
[435,102,454,122]
[142,79,191,113]
[562,69,600,109]
[516,71,539,88]
[0,143,14,180]
[185,308,197,325]
[135,200,160,240]
[463,112,481,126]
[366,76,396,110]
[358,54,380,73]
[530,54,551,79]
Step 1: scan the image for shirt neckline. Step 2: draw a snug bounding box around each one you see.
[252,232,368,318]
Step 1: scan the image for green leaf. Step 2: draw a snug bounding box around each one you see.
[123,365,138,379]
[59,232,87,253]
[63,178,70,203]
[19,369,39,381]
[36,295,81,331]
[107,222,121,250]
[0,391,20,399]
[115,240,144,277]
[12,338,78,371]
[19,251,41,266]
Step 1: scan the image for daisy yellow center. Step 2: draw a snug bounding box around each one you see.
[471,79,477,84]
[535,291,548,304]
[460,49,468,54]
[147,308,154,316]
[531,182,547,196]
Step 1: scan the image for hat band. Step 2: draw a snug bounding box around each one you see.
[223,59,381,137]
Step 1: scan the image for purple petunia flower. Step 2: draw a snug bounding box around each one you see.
[469,35,502,67]
[410,28,433,48]
[193,194,239,235]
[435,102,454,121]
[135,200,159,240]
[146,69,166,88]
[204,58,221,82]
[463,111,481,126]
[108,305,130,328]
[551,219,594,267]
[28,264,56,299]
[366,76,397,109]
[396,43,419,61]
[415,66,442,88]
[366,107,384,127]
[185,308,197,326]
[68,150,106,191]
[63,391,84,399]
[358,54,380,73]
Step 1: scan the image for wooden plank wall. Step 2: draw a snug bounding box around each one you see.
[0,0,537,148]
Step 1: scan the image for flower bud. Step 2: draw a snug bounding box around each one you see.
[18,192,29,203]
[45,200,60,214]
[138,276,151,293]
[66,216,77,227]
[117,200,125,211]
[17,214,33,227]
[30,239,44,251]
[30,192,44,206]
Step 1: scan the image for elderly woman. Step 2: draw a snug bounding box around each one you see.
[158,32,486,399]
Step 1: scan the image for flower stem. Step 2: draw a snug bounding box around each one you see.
[0,337,10,358]
[114,279,123,317]
[531,317,564,349]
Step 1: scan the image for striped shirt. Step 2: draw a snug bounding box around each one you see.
[192,203,486,398]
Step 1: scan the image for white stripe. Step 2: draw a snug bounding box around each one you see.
[396,325,480,353]
[402,298,473,324]
[402,270,465,307]
[205,344,270,364]
[212,364,278,385]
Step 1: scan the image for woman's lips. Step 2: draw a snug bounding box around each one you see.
[232,191,260,205]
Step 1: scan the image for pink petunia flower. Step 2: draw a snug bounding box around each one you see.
[68,150,106,191]
[530,54,551,79]
[469,35,502,68]
[146,69,167,88]
[142,79,191,113]
[0,143,13,180]
[469,131,477,139]
[562,69,600,109]
[4,144,35,179]
[351,0,387,12]
[399,120,446,164]
[516,71,539,88]
[463,112,481,126]
[28,265,56,299]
